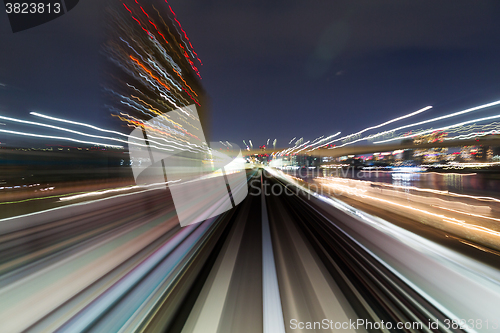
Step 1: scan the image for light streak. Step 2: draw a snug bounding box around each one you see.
[147,59,181,90]
[178,43,201,79]
[123,3,151,35]
[289,140,311,154]
[163,0,203,66]
[0,129,123,148]
[134,1,171,46]
[59,180,181,201]
[113,111,206,150]
[172,67,197,96]
[0,181,180,223]
[307,131,341,150]
[148,34,181,73]
[3,114,176,151]
[421,161,500,169]
[312,101,500,150]
[458,239,500,256]
[368,100,500,143]
[159,93,181,109]
[425,172,477,176]
[317,179,500,238]
[432,205,500,223]
[130,95,175,123]
[309,105,432,150]
[336,105,432,143]
[182,87,201,106]
[312,135,324,143]
[438,122,500,136]
[444,130,499,141]
[31,112,138,139]
[374,113,500,144]
[320,176,500,203]
[314,106,431,149]
[130,56,171,91]
[31,112,205,150]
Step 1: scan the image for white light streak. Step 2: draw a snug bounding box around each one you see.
[0,129,123,148]
[60,180,181,201]
[306,131,341,150]
[374,113,500,144]
[31,112,210,153]
[1,114,174,152]
[369,100,500,144]
[309,106,432,150]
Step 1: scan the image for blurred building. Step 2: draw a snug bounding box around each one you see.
[105,0,210,143]
[413,131,448,164]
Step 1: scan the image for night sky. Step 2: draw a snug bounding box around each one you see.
[0,0,105,147]
[169,0,500,147]
[1,0,500,148]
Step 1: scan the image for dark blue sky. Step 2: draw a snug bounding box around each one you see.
[1,0,500,148]
[168,0,500,147]
[0,0,106,147]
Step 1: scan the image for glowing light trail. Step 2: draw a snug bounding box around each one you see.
[374,113,500,144]
[364,100,500,145]
[306,131,341,151]
[307,106,432,151]
[0,114,177,151]
[0,129,123,148]
[317,179,500,238]
[60,180,181,201]
[163,0,203,66]
[130,56,171,91]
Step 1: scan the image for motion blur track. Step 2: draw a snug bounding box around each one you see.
[265,172,462,333]
[1,168,492,332]
[165,169,466,333]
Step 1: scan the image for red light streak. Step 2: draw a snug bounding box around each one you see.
[123,3,150,35]
[172,68,198,97]
[182,87,200,106]
[134,0,170,45]
[164,0,203,66]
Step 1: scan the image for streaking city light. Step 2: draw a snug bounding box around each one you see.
[369,100,500,143]
[0,114,176,151]
[0,128,123,148]
[307,131,341,150]
[374,113,500,144]
[31,112,207,152]
[309,106,432,150]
